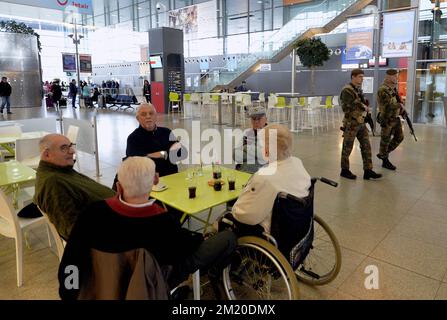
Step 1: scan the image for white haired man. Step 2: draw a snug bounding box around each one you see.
[229,124,311,234]
[125,103,187,177]
[58,157,237,300]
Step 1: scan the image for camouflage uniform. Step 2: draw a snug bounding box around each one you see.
[377,86,404,158]
[340,83,373,170]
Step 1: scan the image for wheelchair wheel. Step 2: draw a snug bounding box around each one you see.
[222,236,300,300]
[295,215,341,285]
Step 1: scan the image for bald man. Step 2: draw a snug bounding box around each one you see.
[34,134,115,240]
[125,103,187,177]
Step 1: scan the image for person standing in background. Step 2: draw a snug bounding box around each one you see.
[69,79,78,109]
[51,79,62,110]
[143,79,151,103]
[0,76,13,114]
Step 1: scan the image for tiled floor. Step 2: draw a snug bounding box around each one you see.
[0,105,446,300]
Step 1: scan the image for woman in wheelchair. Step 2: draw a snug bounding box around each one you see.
[227,124,311,235]
[218,125,341,300]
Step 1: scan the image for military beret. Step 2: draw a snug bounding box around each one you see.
[386,69,398,75]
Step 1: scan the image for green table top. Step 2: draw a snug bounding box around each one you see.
[150,166,252,215]
[0,160,36,187]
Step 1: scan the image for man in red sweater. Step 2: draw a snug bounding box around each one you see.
[58,156,236,300]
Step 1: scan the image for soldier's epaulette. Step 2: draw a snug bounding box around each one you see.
[341,85,357,97]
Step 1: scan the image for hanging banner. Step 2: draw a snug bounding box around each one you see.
[79,54,92,73]
[2,0,93,15]
[346,15,374,60]
[382,10,415,58]
[62,53,76,72]
[341,46,360,69]
[169,5,198,34]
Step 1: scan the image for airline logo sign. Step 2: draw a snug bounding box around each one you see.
[3,0,93,15]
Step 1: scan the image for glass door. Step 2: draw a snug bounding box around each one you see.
[414,61,446,126]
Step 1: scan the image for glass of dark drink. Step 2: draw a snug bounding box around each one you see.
[228,175,236,191]
[188,186,197,199]
[212,170,222,180]
[213,180,223,191]
[212,163,222,180]
[186,172,197,199]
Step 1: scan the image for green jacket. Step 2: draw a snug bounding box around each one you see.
[377,84,401,124]
[340,83,367,123]
[34,161,115,240]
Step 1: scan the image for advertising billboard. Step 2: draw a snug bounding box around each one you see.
[169,5,198,34]
[346,15,374,60]
[2,0,93,15]
[382,10,415,58]
[341,46,360,69]
[79,54,92,73]
[62,53,76,72]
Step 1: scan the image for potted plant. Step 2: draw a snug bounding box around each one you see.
[294,37,330,95]
[0,20,41,52]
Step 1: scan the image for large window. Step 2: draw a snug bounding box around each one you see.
[413,0,447,125]
[88,0,305,57]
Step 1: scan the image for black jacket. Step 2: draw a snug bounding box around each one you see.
[58,198,203,300]
[51,84,62,101]
[0,81,12,96]
[126,126,185,177]
[69,82,78,96]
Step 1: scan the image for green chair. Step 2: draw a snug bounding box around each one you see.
[169,92,182,114]
[320,96,334,129]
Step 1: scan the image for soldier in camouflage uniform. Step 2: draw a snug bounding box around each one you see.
[376,69,404,170]
[339,69,382,180]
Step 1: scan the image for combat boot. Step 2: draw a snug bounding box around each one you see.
[363,169,382,180]
[340,169,357,180]
[382,158,396,170]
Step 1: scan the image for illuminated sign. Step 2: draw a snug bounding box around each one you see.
[346,15,374,60]
[2,0,93,15]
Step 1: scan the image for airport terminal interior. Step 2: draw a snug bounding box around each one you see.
[1,0,447,300]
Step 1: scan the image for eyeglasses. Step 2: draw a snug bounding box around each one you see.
[59,143,76,153]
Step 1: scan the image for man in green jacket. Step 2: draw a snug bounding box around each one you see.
[339,69,382,180]
[34,134,115,240]
[376,69,405,170]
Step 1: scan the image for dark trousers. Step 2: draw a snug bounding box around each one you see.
[169,230,237,289]
[145,94,151,103]
[71,94,76,108]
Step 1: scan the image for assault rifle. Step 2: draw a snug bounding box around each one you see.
[395,89,417,142]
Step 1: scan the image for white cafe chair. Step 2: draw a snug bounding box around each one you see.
[15,137,41,169]
[65,125,80,171]
[0,189,50,287]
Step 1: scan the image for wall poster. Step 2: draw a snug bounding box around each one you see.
[382,10,415,58]
[346,15,374,60]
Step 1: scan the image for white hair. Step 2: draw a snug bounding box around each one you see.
[118,157,156,198]
[136,103,156,116]
[264,124,293,161]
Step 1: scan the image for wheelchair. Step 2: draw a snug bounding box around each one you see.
[221,177,342,300]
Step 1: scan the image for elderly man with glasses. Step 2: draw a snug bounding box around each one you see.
[34,133,115,240]
[234,106,268,174]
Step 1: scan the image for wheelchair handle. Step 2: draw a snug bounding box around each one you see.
[319,177,338,187]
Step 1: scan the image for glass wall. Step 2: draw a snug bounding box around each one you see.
[414,0,447,125]
[90,0,291,57]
